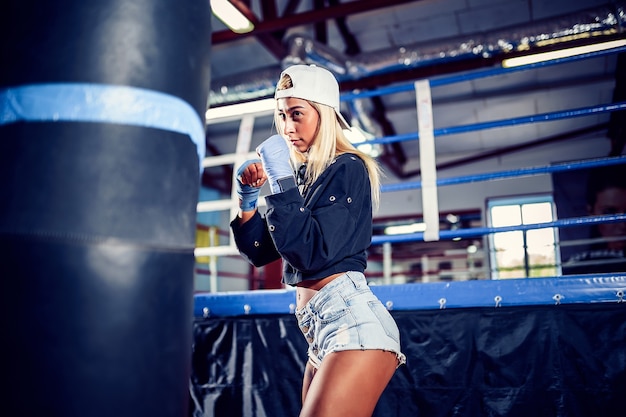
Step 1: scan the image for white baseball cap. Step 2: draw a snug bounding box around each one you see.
[275,64,351,130]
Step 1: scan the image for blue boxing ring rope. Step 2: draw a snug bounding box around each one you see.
[354,101,626,146]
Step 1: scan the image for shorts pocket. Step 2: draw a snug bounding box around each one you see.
[316,292,350,323]
[318,307,348,324]
[367,300,400,343]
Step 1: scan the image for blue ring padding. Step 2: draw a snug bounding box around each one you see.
[0,83,205,171]
[193,275,626,317]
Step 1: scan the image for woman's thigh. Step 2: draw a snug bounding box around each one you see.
[300,349,398,417]
[301,361,317,405]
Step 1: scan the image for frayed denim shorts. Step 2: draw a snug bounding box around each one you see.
[295,271,406,369]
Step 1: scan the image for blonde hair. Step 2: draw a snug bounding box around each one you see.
[274,74,381,210]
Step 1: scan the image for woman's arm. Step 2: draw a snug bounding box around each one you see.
[230,210,281,267]
[235,159,267,224]
[231,159,279,266]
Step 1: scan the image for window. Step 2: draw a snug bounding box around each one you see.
[487,195,560,279]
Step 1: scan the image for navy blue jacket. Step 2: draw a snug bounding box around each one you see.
[230,153,373,286]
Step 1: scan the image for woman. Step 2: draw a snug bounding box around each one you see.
[230,64,405,417]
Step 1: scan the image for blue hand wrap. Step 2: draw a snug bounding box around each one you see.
[236,159,262,211]
[256,135,296,194]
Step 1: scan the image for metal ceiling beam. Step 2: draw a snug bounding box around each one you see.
[226,0,287,59]
[212,0,418,44]
[339,34,626,93]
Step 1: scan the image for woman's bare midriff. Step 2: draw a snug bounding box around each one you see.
[296,272,344,310]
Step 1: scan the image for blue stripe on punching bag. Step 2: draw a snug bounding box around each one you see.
[0,83,206,171]
[0,1,211,416]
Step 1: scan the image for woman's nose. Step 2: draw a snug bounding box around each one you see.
[283,119,296,133]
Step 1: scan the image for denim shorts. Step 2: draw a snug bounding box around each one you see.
[295,271,406,369]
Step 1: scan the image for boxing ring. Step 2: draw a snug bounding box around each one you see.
[190,46,626,416]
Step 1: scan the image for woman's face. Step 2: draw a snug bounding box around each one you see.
[590,186,626,250]
[277,97,319,153]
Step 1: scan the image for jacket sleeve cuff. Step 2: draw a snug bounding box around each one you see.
[265,186,303,209]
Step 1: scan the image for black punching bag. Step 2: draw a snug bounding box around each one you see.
[0,1,211,416]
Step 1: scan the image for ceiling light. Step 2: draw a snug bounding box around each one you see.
[384,222,426,235]
[210,0,254,34]
[205,98,275,123]
[501,39,626,68]
[446,213,459,223]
